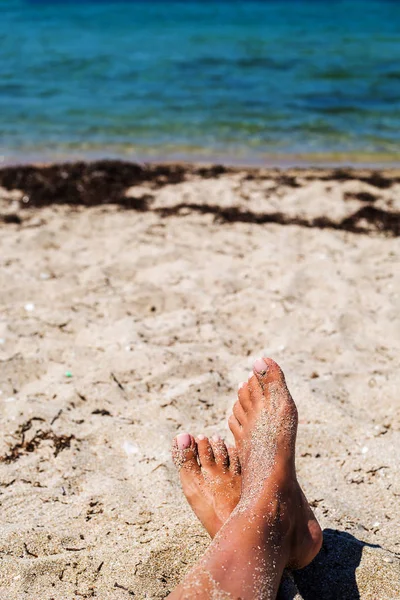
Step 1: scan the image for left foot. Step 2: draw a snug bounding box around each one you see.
[172,433,241,538]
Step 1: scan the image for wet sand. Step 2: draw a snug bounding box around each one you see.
[0,162,399,599]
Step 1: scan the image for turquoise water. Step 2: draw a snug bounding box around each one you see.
[1,0,400,164]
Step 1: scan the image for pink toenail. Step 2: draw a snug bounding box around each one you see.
[248,371,254,379]
[238,381,246,390]
[176,433,191,450]
[197,434,205,441]
[212,434,221,442]
[254,357,268,374]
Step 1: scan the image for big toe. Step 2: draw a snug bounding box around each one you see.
[253,357,286,384]
[253,357,295,411]
[172,433,200,472]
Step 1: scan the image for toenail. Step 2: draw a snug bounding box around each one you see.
[238,381,246,390]
[211,434,221,442]
[176,433,191,450]
[197,434,205,441]
[254,357,268,375]
[248,371,254,379]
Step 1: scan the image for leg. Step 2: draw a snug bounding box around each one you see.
[169,358,322,599]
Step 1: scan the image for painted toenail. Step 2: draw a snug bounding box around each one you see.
[238,381,246,390]
[176,433,191,450]
[248,371,254,379]
[254,357,268,374]
[197,434,205,441]
[212,434,221,442]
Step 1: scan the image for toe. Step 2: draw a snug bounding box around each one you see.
[210,436,229,469]
[253,357,269,377]
[227,446,241,474]
[171,433,201,474]
[228,414,242,439]
[253,357,298,423]
[197,435,215,468]
[233,400,246,425]
[254,357,286,385]
[254,357,293,407]
[238,381,252,411]
[247,369,264,406]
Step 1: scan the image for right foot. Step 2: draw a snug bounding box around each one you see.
[229,357,322,569]
[172,433,241,538]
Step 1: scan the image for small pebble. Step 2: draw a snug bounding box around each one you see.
[40,272,50,280]
[123,441,140,455]
[0,338,5,344]
[65,371,73,378]
[24,303,35,312]
[361,446,368,454]
[5,397,16,403]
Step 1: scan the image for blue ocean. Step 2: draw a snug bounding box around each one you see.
[1,0,400,165]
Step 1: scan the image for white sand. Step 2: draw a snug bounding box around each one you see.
[0,167,399,599]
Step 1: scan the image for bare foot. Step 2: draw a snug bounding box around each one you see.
[172,433,241,538]
[228,357,322,569]
[168,360,323,599]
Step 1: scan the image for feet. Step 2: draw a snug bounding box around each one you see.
[229,357,322,569]
[172,357,322,572]
[172,433,241,538]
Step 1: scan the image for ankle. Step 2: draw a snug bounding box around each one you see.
[236,489,294,542]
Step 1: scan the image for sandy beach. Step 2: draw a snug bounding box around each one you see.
[0,162,399,599]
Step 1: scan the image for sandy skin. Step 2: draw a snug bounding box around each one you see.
[171,433,242,538]
[170,357,323,598]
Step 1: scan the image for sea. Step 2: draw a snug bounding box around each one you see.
[1,0,400,165]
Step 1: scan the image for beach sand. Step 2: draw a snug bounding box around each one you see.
[0,162,399,599]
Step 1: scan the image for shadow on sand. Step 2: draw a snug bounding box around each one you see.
[279,529,381,600]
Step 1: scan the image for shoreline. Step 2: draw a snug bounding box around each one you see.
[2,152,400,171]
[1,159,400,238]
[2,157,400,189]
